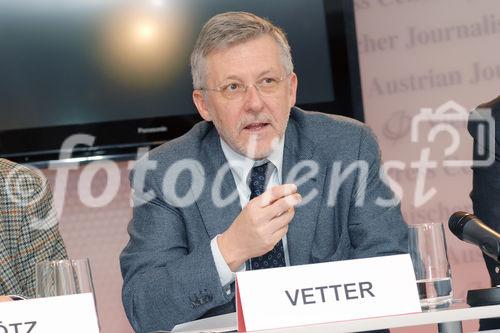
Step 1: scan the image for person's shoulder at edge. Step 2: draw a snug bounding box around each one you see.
[468,95,500,156]
[469,95,500,127]
[0,158,67,300]
[476,95,500,111]
[0,158,48,194]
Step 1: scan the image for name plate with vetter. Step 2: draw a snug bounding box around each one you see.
[235,254,421,331]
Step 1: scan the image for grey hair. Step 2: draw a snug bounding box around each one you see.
[190,11,294,89]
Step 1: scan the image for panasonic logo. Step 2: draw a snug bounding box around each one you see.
[137,126,168,134]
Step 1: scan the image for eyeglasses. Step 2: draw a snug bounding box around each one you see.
[200,73,290,100]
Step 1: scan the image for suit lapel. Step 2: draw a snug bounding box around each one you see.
[195,127,242,239]
[283,115,327,266]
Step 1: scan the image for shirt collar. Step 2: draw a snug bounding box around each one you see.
[220,136,285,185]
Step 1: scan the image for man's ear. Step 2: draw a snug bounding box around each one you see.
[288,72,298,107]
[192,90,211,121]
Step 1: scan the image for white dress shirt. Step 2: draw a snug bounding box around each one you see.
[210,137,291,290]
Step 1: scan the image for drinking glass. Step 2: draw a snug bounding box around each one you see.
[408,223,453,309]
[35,258,95,298]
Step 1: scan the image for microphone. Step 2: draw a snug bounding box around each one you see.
[449,211,500,263]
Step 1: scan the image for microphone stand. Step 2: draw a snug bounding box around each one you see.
[448,212,500,306]
[467,262,500,307]
[467,286,500,307]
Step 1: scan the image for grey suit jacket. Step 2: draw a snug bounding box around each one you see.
[120,107,408,333]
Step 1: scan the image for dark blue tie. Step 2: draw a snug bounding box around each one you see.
[248,162,286,270]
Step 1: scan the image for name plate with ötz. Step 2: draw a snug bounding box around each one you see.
[235,254,421,331]
[0,293,99,333]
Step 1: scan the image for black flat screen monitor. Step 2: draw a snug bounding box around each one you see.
[0,0,363,164]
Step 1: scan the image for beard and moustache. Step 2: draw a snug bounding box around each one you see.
[213,112,288,159]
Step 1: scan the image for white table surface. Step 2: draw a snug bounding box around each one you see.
[172,303,500,333]
[259,303,500,333]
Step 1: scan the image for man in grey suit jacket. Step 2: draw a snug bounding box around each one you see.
[120,12,408,333]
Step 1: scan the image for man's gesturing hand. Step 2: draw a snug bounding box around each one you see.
[218,184,301,271]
